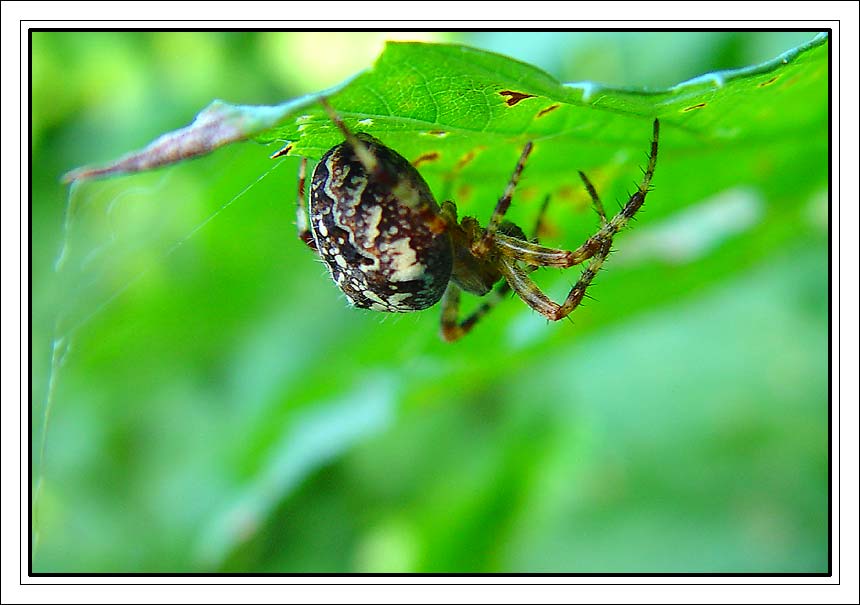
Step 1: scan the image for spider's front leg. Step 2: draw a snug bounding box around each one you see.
[471,141,534,256]
[496,118,660,323]
[492,119,659,272]
[295,157,317,251]
[497,237,613,321]
[588,118,659,246]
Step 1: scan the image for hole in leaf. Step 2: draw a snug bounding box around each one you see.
[499,90,536,107]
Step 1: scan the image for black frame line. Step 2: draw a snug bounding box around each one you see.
[22,23,838,586]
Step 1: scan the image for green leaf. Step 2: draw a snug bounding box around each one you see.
[64,35,828,284]
[279,35,827,232]
[63,34,828,330]
[68,35,828,199]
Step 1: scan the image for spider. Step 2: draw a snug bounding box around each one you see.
[293,100,659,342]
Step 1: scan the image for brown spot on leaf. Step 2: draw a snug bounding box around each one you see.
[682,102,707,112]
[270,143,292,159]
[758,76,779,87]
[455,148,479,171]
[536,218,560,241]
[537,104,560,118]
[556,184,577,202]
[499,90,537,107]
[518,185,539,201]
[412,151,440,168]
[456,184,473,202]
[427,130,447,137]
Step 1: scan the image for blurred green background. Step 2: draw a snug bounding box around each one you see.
[31,31,828,573]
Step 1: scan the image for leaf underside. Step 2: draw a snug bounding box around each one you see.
[66,33,828,222]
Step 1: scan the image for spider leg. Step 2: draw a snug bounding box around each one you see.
[492,224,615,267]
[439,195,553,342]
[491,119,659,268]
[472,141,534,256]
[578,170,608,226]
[319,98,380,176]
[494,119,658,322]
[593,119,659,240]
[497,238,613,322]
[440,282,512,342]
[493,234,587,267]
[296,157,317,251]
[532,194,552,240]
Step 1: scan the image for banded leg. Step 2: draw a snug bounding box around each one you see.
[472,141,534,256]
[578,170,607,226]
[296,157,317,251]
[488,119,659,269]
[439,196,552,342]
[495,119,659,321]
[491,175,607,268]
[497,237,613,322]
[589,119,659,242]
[440,283,507,342]
[319,98,379,177]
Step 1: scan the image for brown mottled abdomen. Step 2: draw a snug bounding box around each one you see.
[309,134,453,312]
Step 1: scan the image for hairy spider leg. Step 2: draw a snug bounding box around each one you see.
[319,97,447,234]
[319,98,380,176]
[494,118,660,322]
[295,157,317,250]
[440,195,552,342]
[439,113,659,339]
[486,119,659,269]
[472,141,534,256]
[594,118,659,240]
[578,170,608,226]
[497,237,612,321]
[487,172,609,267]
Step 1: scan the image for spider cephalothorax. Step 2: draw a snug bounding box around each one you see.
[294,100,659,342]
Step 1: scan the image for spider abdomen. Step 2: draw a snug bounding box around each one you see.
[309,134,453,312]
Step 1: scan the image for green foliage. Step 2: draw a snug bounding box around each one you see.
[31,32,829,574]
